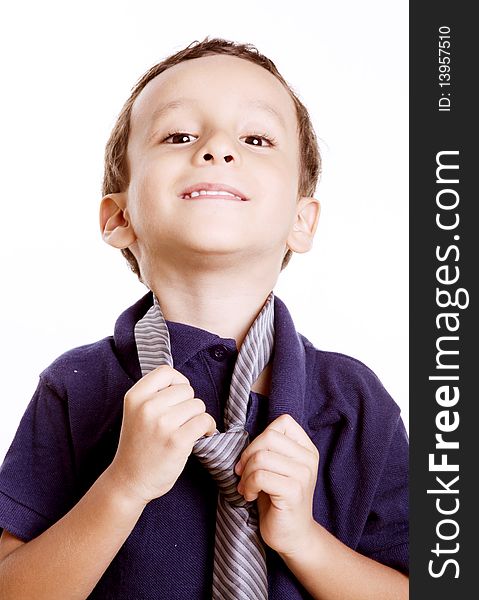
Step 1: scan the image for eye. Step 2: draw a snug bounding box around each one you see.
[243,133,276,147]
[162,131,196,144]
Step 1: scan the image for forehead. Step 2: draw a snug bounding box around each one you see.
[129,54,298,138]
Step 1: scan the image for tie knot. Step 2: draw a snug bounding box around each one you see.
[193,427,252,507]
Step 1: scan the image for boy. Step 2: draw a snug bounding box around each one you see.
[0,37,408,599]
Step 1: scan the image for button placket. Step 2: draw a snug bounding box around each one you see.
[209,344,229,361]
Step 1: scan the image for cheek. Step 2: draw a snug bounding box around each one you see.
[265,171,298,240]
[128,162,166,210]
[258,193,297,244]
[264,152,299,197]
[263,167,298,217]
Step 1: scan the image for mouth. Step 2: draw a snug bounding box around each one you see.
[179,182,249,201]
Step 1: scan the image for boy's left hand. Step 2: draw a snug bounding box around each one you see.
[234,414,319,556]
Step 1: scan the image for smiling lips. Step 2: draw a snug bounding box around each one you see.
[180,182,249,201]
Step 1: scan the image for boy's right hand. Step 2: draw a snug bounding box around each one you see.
[106,365,216,507]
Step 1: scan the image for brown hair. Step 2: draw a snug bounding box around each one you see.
[102,36,321,279]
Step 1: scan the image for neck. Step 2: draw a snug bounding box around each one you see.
[144,260,279,350]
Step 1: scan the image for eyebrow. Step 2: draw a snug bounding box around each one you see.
[246,99,287,128]
[150,98,198,122]
[149,97,287,129]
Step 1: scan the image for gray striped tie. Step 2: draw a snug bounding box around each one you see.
[134,292,275,599]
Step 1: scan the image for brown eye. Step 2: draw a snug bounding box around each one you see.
[243,134,274,147]
[163,132,195,144]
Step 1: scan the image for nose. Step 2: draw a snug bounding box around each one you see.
[204,152,234,163]
[194,131,237,165]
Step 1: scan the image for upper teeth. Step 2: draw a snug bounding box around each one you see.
[185,189,243,200]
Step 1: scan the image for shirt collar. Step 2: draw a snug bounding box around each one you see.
[114,291,311,429]
[164,318,238,370]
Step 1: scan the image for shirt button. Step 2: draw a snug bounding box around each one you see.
[210,344,229,361]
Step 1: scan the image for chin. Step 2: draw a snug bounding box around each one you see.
[175,239,258,262]
[184,229,249,249]
[189,243,248,257]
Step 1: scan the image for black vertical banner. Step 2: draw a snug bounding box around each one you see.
[410,2,477,598]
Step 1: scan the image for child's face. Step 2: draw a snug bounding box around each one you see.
[103,54,319,277]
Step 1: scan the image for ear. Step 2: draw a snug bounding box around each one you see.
[286,195,321,254]
[99,192,137,249]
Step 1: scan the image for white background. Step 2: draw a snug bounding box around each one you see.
[0,0,408,461]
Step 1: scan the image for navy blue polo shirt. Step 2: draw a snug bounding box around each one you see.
[0,292,409,598]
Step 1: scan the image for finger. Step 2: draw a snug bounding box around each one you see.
[151,397,210,430]
[235,429,313,475]
[239,469,292,502]
[174,412,217,450]
[149,382,196,407]
[126,365,190,403]
[238,450,311,487]
[268,414,318,453]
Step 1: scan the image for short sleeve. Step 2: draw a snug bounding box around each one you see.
[0,376,78,541]
[356,417,409,575]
